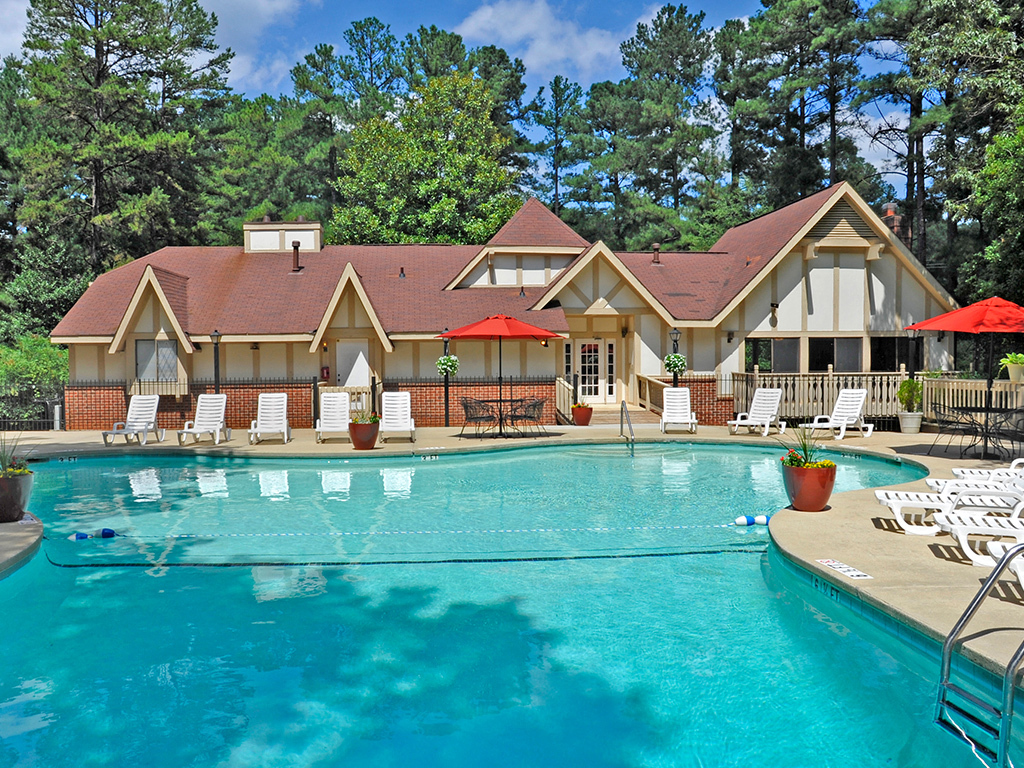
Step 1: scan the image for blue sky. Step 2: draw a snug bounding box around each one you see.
[0,0,765,97]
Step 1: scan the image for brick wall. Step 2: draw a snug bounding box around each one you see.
[671,376,735,426]
[65,382,315,431]
[383,379,557,427]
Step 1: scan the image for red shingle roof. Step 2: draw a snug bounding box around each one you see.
[52,245,569,338]
[51,184,850,337]
[487,197,590,248]
[617,185,845,320]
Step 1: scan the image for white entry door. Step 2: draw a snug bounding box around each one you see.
[574,340,617,404]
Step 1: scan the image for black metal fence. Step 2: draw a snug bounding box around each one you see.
[0,385,65,431]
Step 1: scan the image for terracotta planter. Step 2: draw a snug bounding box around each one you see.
[572,407,594,426]
[0,473,33,523]
[781,464,836,512]
[349,422,380,450]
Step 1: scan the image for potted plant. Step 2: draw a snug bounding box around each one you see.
[664,353,687,377]
[436,354,459,377]
[0,433,33,523]
[896,378,924,434]
[348,410,380,450]
[778,428,837,512]
[1001,352,1024,383]
[572,399,594,426]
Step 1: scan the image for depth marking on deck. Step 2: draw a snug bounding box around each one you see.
[816,559,873,580]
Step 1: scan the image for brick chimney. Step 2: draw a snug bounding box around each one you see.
[881,202,912,248]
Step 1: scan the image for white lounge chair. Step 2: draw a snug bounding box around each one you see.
[933,511,1024,567]
[985,541,1024,583]
[380,391,415,443]
[248,393,290,444]
[315,391,351,443]
[875,485,1024,536]
[660,388,698,434]
[102,394,165,446]
[727,388,785,437]
[799,388,873,440]
[177,394,231,445]
[952,458,1024,483]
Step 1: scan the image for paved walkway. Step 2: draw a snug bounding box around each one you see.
[3,423,1024,682]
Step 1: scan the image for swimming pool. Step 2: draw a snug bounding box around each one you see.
[0,444,1008,765]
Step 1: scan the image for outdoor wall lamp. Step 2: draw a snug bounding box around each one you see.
[770,302,779,329]
[250,343,260,350]
[621,326,628,338]
[727,331,735,343]
[669,328,681,388]
[210,329,222,394]
[322,341,328,352]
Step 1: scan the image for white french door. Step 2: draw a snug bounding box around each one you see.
[569,340,617,404]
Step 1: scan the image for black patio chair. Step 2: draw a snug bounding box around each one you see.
[991,407,1024,457]
[459,397,498,438]
[928,403,980,457]
[507,398,547,437]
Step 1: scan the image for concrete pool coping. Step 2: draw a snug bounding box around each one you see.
[3,423,1023,683]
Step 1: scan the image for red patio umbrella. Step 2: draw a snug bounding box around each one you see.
[906,296,1024,457]
[439,315,561,436]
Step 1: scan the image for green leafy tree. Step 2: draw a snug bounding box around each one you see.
[534,75,585,214]
[199,94,301,244]
[331,74,521,244]
[0,233,92,343]
[620,4,714,212]
[0,335,68,410]
[20,0,232,270]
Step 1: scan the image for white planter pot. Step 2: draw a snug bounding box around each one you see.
[1008,363,1024,383]
[898,412,923,434]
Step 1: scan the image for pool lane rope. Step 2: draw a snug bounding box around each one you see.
[62,520,769,541]
[44,545,770,569]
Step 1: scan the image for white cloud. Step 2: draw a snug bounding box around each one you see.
[456,0,651,83]
[0,0,29,59]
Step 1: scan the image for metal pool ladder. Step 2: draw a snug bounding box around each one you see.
[936,542,1024,766]
[619,400,635,457]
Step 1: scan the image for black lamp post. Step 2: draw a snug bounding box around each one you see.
[443,330,450,428]
[669,328,681,388]
[210,329,222,394]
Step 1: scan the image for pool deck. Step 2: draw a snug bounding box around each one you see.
[3,423,1024,682]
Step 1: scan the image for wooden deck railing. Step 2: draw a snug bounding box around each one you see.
[555,377,574,423]
[922,378,1024,420]
[731,369,909,420]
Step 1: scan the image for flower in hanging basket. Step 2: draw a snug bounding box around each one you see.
[350,410,380,424]
[436,354,459,377]
[664,353,687,374]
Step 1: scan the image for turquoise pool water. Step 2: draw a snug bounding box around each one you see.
[0,444,1004,766]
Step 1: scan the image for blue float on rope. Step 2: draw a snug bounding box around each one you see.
[734,515,770,526]
[67,528,118,540]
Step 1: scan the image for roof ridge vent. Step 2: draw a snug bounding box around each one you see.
[652,243,661,265]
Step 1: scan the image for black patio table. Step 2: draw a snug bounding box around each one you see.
[481,398,525,437]
[951,405,1014,459]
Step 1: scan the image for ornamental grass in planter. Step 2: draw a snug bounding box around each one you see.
[0,433,33,523]
[777,428,836,512]
[348,410,380,450]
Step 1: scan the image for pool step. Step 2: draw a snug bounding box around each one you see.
[936,682,999,762]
